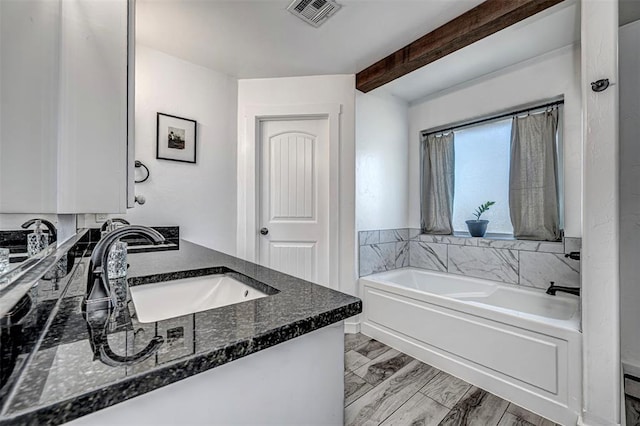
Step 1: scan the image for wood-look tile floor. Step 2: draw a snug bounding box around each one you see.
[626,396,640,426]
[344,333,559,426]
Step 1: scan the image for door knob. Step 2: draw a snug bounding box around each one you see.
[260,227,269,236]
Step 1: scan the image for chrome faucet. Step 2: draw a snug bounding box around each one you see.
[83,225,165,311]
[100,218,130,233]
[546,281,580,296]
[21,218,57,244]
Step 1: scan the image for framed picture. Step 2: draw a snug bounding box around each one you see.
[156,113,197,163]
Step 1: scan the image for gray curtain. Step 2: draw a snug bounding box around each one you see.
[509,109,560,241]
[421,132,455,234]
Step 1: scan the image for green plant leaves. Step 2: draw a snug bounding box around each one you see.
[473,201,496,220]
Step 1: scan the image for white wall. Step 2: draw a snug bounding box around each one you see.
[407,45,582,237]
[355,90,409,231]
[580,1,620,423]
[122,46,238,255]
[237,75,357,298]
[619,19,640,374]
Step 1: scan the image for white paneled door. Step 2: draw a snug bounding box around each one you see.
[258,118,329,285]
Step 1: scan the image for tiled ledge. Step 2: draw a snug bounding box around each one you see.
[358,228,581,290]
[421,233,566,252]
[359,229,409,245]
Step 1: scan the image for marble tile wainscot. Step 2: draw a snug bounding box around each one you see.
[358,228,581,290]
[358,229,409,276]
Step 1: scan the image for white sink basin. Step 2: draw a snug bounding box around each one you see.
[129,274,269,323]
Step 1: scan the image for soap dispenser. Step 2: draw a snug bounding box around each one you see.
[25,220,48,257]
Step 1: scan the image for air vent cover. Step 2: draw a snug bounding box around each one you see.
[287,0,342,28]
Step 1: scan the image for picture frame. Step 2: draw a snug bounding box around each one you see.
[156,113,197,164]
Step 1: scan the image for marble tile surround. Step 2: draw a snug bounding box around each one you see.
[359,241,408,276]
[359,228,581,289]
[447,245,519,284]
[409,242,447,272]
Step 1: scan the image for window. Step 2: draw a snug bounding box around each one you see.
[421,102,563,239]
[452,119,513,234]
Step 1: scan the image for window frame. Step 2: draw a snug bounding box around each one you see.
[419,98,565,241]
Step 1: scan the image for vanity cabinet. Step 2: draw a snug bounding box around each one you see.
[0,0,134,214]
[0,0,60,213]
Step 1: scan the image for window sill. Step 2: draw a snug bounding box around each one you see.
[416,231,566,253]
[451,231,517,240]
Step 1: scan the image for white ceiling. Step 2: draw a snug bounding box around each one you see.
[380,0,580,103]
[137,0,585,103]
[136,0,484,79]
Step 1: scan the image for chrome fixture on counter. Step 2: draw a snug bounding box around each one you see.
[83,226,165,312]
[546,281,580,296]
[100,218,130,234]
[83,225,166,366]
[22,219,57,258]
[21,218,57,245]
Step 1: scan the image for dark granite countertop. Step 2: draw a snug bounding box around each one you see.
[0,239,361,425]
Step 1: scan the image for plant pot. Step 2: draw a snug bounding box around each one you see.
[465,220,489,237]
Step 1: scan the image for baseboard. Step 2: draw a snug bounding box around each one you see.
[344,321,360,334]
[578,413,621,426]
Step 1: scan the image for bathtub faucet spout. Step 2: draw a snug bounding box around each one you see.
[564,251,581,261]
[546,281,580,296]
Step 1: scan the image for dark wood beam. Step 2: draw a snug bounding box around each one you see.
[356,0,565,93]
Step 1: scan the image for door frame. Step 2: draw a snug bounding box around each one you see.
[237,103,341,290]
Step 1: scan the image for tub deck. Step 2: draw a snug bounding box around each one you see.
[371,268,580,328]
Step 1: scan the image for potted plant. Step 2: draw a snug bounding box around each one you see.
[466,201,495,237]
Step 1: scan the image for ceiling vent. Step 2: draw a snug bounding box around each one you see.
[287,0,342,28]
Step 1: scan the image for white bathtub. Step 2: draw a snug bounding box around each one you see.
[359,267,582,425]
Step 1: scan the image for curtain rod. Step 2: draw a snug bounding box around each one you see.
[422,98,564,138]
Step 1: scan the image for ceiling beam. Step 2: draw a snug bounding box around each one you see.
[355,0,565,93]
